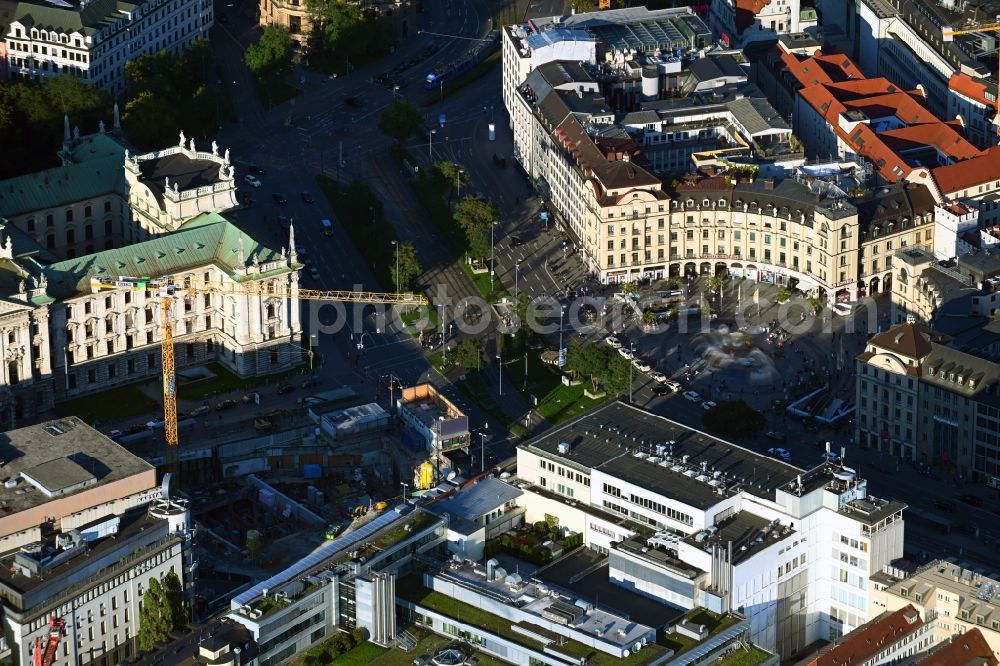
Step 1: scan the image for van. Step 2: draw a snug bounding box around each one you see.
[321,219,333,236]
[657,289,685,302]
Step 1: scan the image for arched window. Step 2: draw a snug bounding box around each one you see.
[66,229,75,244]
[899,268,908,285]
[46,235,55,249]
[105,219,113,235]
[84,224,93,240]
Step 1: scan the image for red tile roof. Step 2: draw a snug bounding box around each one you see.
[949,72,991,107]
[799,605,924,666]
[786,52,984,188]
[931,146,1000,196]
[916,628,998,666]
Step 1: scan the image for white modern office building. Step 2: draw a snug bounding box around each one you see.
[515,401,906,659]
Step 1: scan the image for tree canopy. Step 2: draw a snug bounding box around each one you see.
[378,98,423,144]
[122,39,227,150]
[138,578,173,651]
[246,25,293,83]
[391,241,422,292]
[0,77,111,179]
[454,195,500,259]
[305,0,390,58]
[453,338,482,371]
[565,341,632,395]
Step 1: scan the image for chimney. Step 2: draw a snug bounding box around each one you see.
[763,177,775,190]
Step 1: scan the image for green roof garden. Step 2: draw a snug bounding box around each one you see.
[658,608,742,657]
[714,645,772,666]
[396,574,667,666]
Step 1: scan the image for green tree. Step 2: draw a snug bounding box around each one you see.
[434,161,470,198]
[514,294,531,336]
[775,287,791,303]
[808,296,823,313]
[603,353,632,396]
[621,281,637,294]
[453,338,482,371]
[708,275,724,294]
[161,571,188,630]
[138,578,172,651]
[122,90,178,149]
[246,25,292,108]
[565,340,607,391]
[391,241,422,291]
[378,98,423,144]
[568,0,598,11]
[45,75,105,117]
[306,0,361,48]
[454,196,499,259]
[642,310,657,325]
[701,400,766,439]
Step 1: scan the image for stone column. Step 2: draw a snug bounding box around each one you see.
[288,271,301,336]
[248,292,264,345]
[33,309,52,376]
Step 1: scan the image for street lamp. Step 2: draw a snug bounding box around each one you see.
[392,84,400,99]
[391,240,400,293]
[629,341,636,403]
[479,423,489,473]
[515,258,521,300]
[428,129,436,161]
[497,350,503,396]
[490,220,498,289]
[456,168,464,199]
[558,306,566,368]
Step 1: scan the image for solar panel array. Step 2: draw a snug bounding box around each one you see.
[232,508,408,608]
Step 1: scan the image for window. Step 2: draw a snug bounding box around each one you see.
[65,209,74,222]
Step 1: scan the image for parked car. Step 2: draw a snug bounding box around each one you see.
[959,494,983,507]
[604,336,622,349]
[701,400,718,411]
[682,390,701,402]
[617,347,634,360]
[764,431,786,442]
[510,235,524,248]
[215,399,238,411]
[276,384,295,395]
[146,417,165,429]
[632,359,651,373]
[649,371,667,383]
[767,447,792,462]
[188,405,211,417]
[652,385,672,396]
[665,380,682,392]
[272,193,288,204]
[301,191,314,204]
[243,174,261,188]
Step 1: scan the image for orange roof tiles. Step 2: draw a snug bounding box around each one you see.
[916,628,997,666]
[932,146,1000,195]
[949,72,991,107]
[799,605,924,666]
[787,51,985,187]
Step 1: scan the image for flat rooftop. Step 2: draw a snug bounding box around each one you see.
[433,560,654,649]
[0,418,154,518]
[425,477,523,521]
[521,402,801,509]
[682,511,794,564]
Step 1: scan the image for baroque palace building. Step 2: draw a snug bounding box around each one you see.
[0,122,301,431]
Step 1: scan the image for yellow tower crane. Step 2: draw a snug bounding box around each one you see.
[88,275,427,463]
[943,21,1000,140]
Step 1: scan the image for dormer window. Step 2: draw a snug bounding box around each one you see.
[702,199,710,207]
[686,199,694,208]
[719,199,727,207]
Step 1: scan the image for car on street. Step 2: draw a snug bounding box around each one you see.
[702,400,717,410]
[188,405,211,417]
[617,347,634,360]
[276,384,295,394]
[308,266,321,281]
[146,417,165,429]
[632,358,651,372]
[604,336,621,349]
[243,174,261,188]
[764,431,786,442]
[510,235,524,248]
[215,399,238,411]
[301,191,314,204]
[935,499,957,512]
[821,451,840,463]
[248,164,266,175]
[959,494,983,507]
[649,371,666,383]
[344,96,364,108]
[665,380,682,392]
[767,447,792,462]
[682,390,701,402]
[652,385,672,396]
[272,193,287,204]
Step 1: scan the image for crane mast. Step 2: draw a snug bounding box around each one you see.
[89,275,427,480]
